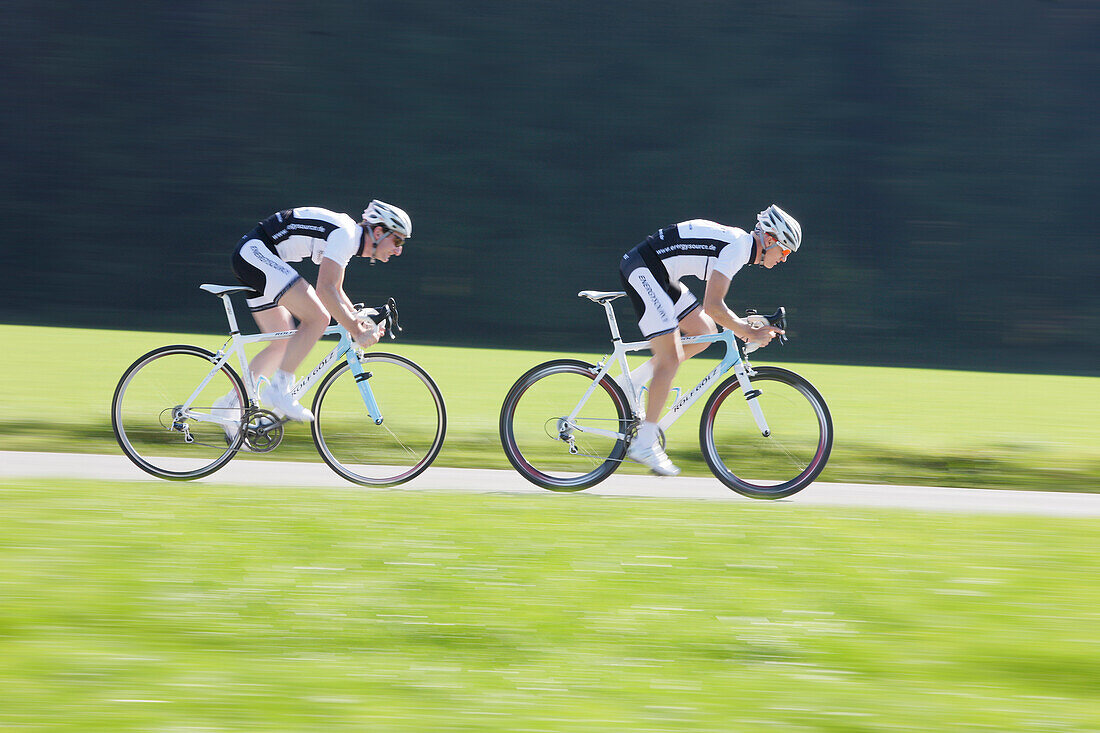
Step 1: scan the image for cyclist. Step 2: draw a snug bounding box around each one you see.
[214,201,411,429]
[618,204,798,476]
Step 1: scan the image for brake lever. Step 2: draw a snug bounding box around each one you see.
[772,307,788,345]
[750,307,789,345]
[385,297,401,340]
[353,301,400,341]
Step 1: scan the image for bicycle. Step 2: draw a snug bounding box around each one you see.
[499,291,832,499]
[112,284,446,486]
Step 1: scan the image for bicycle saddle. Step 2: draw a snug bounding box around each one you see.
[578,290,627,304]
[199,283,254,297]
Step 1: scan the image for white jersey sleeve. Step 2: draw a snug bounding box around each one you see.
[710,229,753,279]
[317,217,361,267]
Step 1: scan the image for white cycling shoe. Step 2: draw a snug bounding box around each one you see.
[211,392,243,446]
[627,440,680,477]
[262,384,315,422]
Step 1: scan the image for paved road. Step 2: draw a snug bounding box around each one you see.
[2,451,1098,517]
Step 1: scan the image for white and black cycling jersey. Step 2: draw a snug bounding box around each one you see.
[231,207,365,312]
[639,219,755,283]
[247,207,364,268]
[618,219,757,339]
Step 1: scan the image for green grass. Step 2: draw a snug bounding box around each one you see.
[2,323,1099,491]
[1,478,1098,731]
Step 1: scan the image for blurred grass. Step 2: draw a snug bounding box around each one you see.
[1,478,1098,731]
[2,323,1098,491]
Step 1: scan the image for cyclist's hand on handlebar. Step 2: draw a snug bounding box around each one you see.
[353,320,385,349]
[748,325,783,347]
[745,320,785,349]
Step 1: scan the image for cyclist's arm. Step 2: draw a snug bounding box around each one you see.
[317,258,375,343]
[702,272,783,343]
[335,288,358,319]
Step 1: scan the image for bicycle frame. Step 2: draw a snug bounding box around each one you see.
[179,290,382,430]
[569,295,773,442]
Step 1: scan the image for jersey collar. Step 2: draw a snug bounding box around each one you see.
[749,236,761,265]
[357,224,369,257]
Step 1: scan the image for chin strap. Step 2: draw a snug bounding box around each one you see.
[364,225,383,266]
[753,227,786,265]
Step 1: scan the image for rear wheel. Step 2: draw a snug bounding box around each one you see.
[112,345,245,480]
[699,366,832,499]
[499,359,631,491]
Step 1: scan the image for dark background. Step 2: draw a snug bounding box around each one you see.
[2,1,1096,374]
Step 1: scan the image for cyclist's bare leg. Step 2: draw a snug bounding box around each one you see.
[624,307,716,389]
[644,329,684,431]
[249,306,294,379]
[628,329,682,474]
[270,279,331,375]
[635,308,716,455]
[678,307,718,359]
[244,280,329,421]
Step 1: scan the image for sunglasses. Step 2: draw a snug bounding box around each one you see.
[763,237,791,256]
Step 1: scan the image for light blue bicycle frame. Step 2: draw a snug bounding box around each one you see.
[569,291,772,443]
[178,284,383,433]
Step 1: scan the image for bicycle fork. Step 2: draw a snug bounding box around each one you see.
[733,363,771,437]
[342,339,384,425]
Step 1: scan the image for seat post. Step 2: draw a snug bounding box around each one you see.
[221,294,242,336]
[604,300,623,342]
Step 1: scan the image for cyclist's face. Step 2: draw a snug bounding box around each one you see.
[370,227,405,262]
[761,234,791,269]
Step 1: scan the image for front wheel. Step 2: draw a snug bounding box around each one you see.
[499,359,631,491]
[112,345,246,480]
[699,366,832,499]
[311,352,446,487]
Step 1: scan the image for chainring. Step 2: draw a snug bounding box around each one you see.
[243,408,284,453]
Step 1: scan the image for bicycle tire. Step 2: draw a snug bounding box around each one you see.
[112,344,246,480]
[699,366,832,499]
[310,352,446,487]
[499,359,631,492]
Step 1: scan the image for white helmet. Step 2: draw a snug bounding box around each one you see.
[756,204,802,252]
[362,199,412,239]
